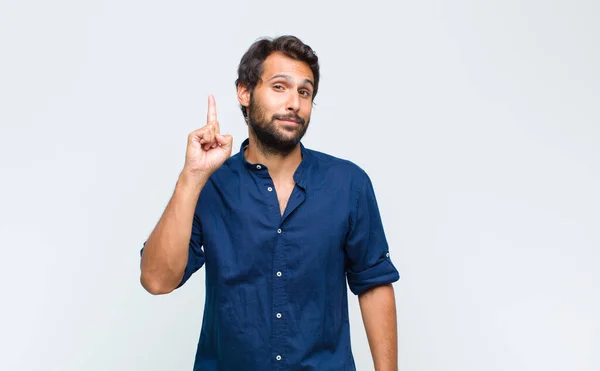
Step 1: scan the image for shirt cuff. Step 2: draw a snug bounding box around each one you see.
[346,257,400,296]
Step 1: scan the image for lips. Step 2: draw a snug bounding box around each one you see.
[276,118,302,125]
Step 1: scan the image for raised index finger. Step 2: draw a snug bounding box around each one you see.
[207,94,217,123]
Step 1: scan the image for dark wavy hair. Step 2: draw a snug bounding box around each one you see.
[235,35,320,121]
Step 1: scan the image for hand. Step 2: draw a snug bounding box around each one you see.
[182,94,233,182]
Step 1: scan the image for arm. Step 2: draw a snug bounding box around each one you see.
[140,94,233,295]
[344,171,400,368]
[359,284,398,371]
[140,172,207,295]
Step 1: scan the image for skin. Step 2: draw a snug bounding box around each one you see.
[140,51,398,370]
[139,95,233,295]
[359,284,399,371]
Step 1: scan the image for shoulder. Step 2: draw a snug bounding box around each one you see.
[304,147,370,189]
[307,147,368,176]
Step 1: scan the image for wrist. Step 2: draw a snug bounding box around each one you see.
[177,169,209,193]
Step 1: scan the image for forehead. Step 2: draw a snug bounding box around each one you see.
[261,52,314,82]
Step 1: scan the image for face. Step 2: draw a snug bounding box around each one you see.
[240,52,315,156]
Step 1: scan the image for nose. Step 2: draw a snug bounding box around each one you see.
[286,91,301,113]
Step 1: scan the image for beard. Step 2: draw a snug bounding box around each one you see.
[247,93,310,157]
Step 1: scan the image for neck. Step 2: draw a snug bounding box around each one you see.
[244,134,303,180]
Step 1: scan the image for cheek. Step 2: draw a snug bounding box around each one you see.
[301,103,313,119]
[261,91,286,113]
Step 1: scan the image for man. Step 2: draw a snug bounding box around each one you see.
[140,35,400,371]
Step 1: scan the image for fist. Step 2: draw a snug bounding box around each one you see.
[183,94,233,181]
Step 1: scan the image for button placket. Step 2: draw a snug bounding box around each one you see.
[272,221,287,367]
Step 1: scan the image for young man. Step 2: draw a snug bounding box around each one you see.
[140,35,400,371]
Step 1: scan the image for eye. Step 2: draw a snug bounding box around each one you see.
[299,89,312,97]
[273,84,284,90]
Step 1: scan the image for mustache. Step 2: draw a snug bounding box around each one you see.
[273,114,305,125]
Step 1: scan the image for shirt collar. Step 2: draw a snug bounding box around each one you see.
[237,138,312,189]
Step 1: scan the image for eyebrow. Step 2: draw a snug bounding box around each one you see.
[268,74,314,88]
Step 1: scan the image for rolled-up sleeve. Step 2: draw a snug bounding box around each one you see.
[344,172,400,296]
[139,211,205,289]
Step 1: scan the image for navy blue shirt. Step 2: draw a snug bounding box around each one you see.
[141,138,400,370]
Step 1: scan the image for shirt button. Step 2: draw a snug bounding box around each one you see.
[267,186,273,192]
[277,228,282,234]
[276,355,282,361]
[256,165,262,170]
[276,313,282,318]
[276,271,282,277]
[386,252,390,257]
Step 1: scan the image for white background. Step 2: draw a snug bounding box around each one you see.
[1,0,598,370]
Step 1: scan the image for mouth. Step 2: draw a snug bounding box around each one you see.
[276,118,302,126]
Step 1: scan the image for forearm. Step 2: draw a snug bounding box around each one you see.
[140,172,206,294]
[358,284,398,371]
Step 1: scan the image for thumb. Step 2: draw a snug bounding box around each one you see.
[216,134,233,150]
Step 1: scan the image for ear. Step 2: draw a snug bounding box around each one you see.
[237,83,250,109]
